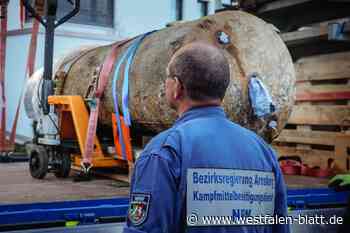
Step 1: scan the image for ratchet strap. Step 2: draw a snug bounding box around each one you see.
[82,39,131,165]
[122,31,155,126]
[112,31,155,160]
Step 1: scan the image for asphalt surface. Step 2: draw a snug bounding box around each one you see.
[0,162,129,204]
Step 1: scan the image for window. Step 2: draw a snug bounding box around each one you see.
[198,0,209,17]
[176,0,183,21]
[221,0,239,8]
[221,0,232,5]
[26,0,114,28]
[61,0,114,28]
[215,0,239,12]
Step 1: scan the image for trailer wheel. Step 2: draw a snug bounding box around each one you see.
[29,149,48,179]
[54,153,71,178]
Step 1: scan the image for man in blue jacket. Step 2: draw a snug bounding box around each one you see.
[123,42,289,233]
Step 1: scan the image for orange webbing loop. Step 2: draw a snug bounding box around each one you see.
[112,114,133,162]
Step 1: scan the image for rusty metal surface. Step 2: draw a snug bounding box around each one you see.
[28,11,296,139]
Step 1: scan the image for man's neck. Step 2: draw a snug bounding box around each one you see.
[177,99,221,117]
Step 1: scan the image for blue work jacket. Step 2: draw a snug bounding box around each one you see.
[123,106,289,233]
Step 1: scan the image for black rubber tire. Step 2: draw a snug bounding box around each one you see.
[54,153,71,178]
[29,149,48,179]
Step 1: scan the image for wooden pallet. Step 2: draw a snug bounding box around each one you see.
[273,51,350,172]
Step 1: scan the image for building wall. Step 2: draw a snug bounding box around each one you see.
[115,0,175,38]
[6,0,220,138]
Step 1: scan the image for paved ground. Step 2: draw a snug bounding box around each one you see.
[0,162,129,204]
[0,162,329,204]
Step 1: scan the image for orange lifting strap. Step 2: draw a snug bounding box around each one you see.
[112,114,133,162]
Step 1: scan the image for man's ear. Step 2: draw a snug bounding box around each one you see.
[173,77,184,100]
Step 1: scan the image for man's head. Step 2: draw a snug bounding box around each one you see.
[165,42,230,114]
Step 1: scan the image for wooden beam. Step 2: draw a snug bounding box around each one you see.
[258,0,311,13]
[330,0,350,2]
[288,39,350,61]
[281,19,350,46]
[273,146,334,158]
[288,105,350,126]
[295,51,350,81]
[284,175,329,189]
[281,26,328,46]
[274,129,350,146]
[335,134,349,171]
[273,146,335,169]
[273,146,335,170]
[296,91,350,101]
[296,84,350,101]
[257,1,350,33]
[295,101,313,152]
[297,84,350,93]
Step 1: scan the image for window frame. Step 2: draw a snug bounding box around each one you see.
[25,0,115,28]
[176,0,183,21]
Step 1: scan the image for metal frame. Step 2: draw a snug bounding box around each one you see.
[0,0,12,153]
[0,188,349,230]
[21,0,80,115]
[0,198,128,230]
[47,95,130,168]
[287,188,350,210]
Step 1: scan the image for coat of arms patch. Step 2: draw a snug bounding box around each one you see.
[128,193,151,226]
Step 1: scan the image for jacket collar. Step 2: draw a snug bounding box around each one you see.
[174,105,226,127]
